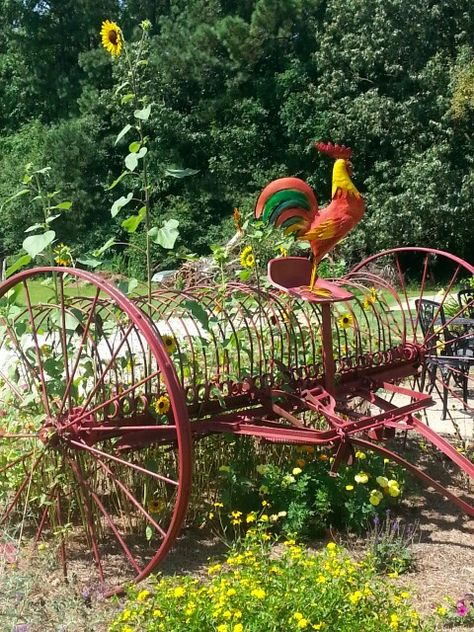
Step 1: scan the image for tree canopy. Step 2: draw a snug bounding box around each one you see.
[0,0,473,273]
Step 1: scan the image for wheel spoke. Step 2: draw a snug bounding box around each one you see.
[22,281,53,418]
[74,469,142,574]
[73,322,135,415]
[0,451,45,526]
[68,439,178,486]
[92,456,167,538]
[58,288,101,417]
[67,457,105,582]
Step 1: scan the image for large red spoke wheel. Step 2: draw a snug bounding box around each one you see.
[347,247,474,431]
[0,267,192,594]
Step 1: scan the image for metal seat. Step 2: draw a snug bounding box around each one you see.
[415,298,472,419]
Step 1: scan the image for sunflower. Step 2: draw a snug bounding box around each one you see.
[153,395,170,415]
[53,243,72,267]
[100,20,123,57]
[338,313,354,329]
[162,335,177,355]
[148,498,165,514]
[240,245,255,269]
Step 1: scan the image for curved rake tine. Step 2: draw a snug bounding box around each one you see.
[65,368,161,428]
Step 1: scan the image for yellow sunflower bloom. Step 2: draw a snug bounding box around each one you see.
[148,498,165,513]
[100,20,123,57]
[162,335,177,355]
[338,313,354,329]
[240,245,255,269]
[153,395,170,415]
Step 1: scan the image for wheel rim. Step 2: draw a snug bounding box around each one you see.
[347,247,474,430]
[0,267,192,594]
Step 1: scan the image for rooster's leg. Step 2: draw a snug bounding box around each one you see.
[309,261,318,290]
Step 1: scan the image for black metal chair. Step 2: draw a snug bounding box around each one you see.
[458,288,474,319]
[415,298,472,420]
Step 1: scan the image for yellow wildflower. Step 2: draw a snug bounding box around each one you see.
[298,619,309,629]
[376,475,389,488]
[292,467,302,475]
[348,590,363,605]
[136,589,150,602]
[369,489,383,506]
[233,625,243,632]
[355,451,366,459]
[345,484,354,491]
[251,587,266,600]
[390,613,399,629]
[436,606,447,616]
[326,542,337,551]
[354,472,369,484]
[173,585,186,598]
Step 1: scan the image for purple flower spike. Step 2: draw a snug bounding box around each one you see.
[13,625,30,632]
[456,600,468,617]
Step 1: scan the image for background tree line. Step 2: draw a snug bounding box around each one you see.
[0,0,473,276]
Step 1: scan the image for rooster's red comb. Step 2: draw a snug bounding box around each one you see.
[315,142,352,159]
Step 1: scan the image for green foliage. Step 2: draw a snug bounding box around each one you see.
[211,442,406,537]
[110,535,432,632]
[1,0,473,271]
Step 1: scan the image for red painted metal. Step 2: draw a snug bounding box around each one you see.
[0,247,473,595]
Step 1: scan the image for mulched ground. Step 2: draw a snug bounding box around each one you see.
[1,445,473,631]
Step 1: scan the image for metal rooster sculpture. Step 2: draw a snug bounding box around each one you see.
[255,142,365,298]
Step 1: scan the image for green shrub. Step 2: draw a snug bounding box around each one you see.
[110,533,432,632]
[212,445,407,537]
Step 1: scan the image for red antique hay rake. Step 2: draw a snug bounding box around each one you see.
[0,246,473,594]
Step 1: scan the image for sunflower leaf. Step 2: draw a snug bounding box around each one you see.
[107,171,131,191]
[181,299,209,331]
[125,153,138,171]
[6,255,32,278]
[134,104,151,121]
[164,167,199,179]
[111,192,133,217]
[115,124,132,145]
[22,231,55,260]
[148,218,179,249]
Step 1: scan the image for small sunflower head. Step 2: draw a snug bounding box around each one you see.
[162,335,177,355]
[153,395,170,415]
[240,245,255,269]
[54,243,72,267]
[337,312,354,329]
[100,20,123,57]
